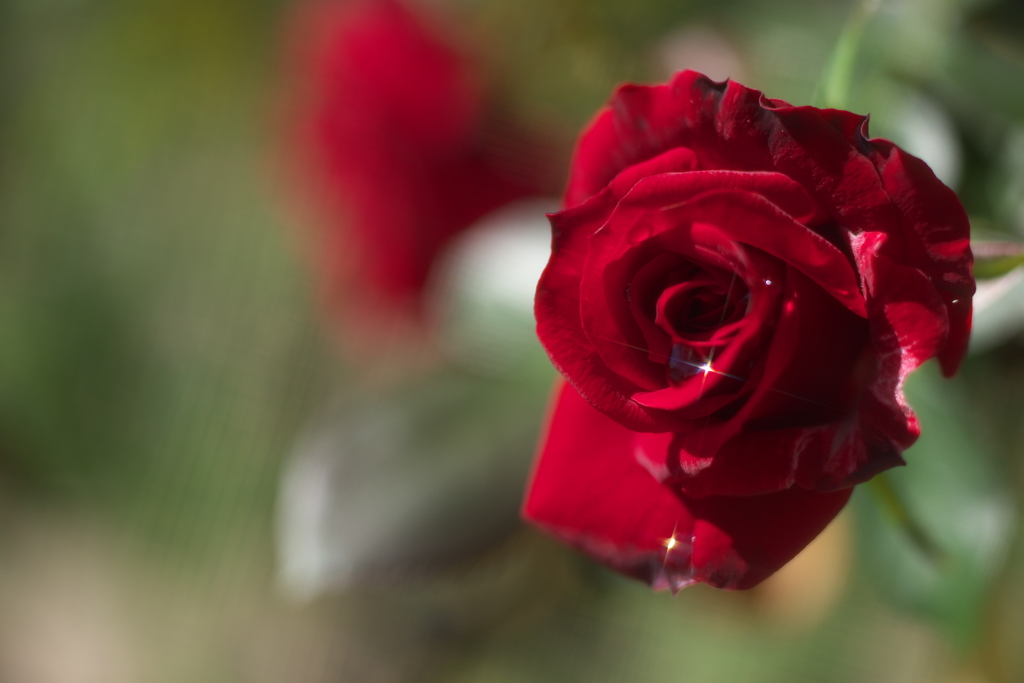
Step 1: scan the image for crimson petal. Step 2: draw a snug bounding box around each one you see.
[523,382,853,590]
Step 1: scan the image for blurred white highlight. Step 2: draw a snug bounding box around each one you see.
[427,198,557,376]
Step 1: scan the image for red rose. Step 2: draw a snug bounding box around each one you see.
[524,71,974,590]
[287,0,543,312]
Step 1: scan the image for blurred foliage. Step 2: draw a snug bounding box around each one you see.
[0,0,333,559]
[2,0,1024,681]
[852,364,1014,653]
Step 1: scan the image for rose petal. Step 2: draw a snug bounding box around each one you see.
[863,140,974,376]
[566,175,866,429]
[628,253,693,364]
[604,176,867,316]
[634,264,871,496]
[523,382,853,590]
[536,205,663,431]
[531,69,973,594]
[560,171,855,427]
[582,218,783,423]
[565,72,782,207]
[562,73,970,357]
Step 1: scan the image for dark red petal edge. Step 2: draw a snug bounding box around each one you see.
[862,138,974,376]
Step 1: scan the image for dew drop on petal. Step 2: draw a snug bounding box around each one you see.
[668,345,705,382]
[651,533,696,595]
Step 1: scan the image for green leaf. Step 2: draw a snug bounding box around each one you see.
[851,362,1014,651]
[277,368,552,599]
[970,264,1024,355]
[816,0,882,110]
[972,241,1024,280]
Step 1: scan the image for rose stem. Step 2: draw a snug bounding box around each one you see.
[816,0,883,110]
[867,473,945,565]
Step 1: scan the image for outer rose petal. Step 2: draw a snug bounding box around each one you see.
[523,382,853,590]
[862,139,974,376]
[798,111,973,358]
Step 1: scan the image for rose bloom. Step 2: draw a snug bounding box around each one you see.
[287,0,544,316]
[524,71,974,591]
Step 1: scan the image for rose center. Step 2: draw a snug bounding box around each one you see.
[655,278,747,342]
[681,291,727,331]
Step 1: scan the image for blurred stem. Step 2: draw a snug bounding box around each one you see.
[971,240,1024,279]
[816,0,883,110]
[868,474,944,564]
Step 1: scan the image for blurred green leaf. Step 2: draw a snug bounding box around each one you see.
[816,0,881,110]
[973,240,1024,279]
[966,0,1024,70]
[278,368,552,598]
[852,362,1014,651]
[970,265,1024,355]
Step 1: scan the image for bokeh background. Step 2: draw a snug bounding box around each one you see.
[3,0,1024,680]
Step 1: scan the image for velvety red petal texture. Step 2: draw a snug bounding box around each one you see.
[562,72,971,366]
[523,383,852,590]
[862,139,974,376]
[288,0,545,309]
[535,70,973,492]
[527,70,974,590]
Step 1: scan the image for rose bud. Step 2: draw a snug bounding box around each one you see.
[285,0,546,320]
[524,71,974,591]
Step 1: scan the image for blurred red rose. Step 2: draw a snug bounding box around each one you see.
[525,71,974,590]
[287,0,545,316]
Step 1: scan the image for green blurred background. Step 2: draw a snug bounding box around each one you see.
[3,0,1024,680]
